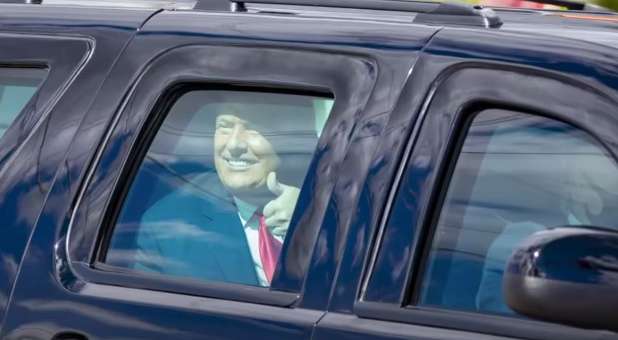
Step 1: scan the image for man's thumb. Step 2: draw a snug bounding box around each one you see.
[267,171,284,196]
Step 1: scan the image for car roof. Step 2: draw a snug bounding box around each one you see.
[216,1,618,47]
[2,0,617,47]
[490,9,618,47]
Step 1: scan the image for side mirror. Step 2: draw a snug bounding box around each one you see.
[503,227,618,332]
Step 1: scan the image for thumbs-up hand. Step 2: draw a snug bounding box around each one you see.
[263,172,300,237]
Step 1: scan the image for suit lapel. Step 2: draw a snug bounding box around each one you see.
[199,193,260,286]
[185,173,260,286]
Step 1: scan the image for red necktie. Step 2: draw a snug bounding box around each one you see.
[257,214,282,283]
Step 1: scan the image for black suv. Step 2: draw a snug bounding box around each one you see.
[0,0,616,339]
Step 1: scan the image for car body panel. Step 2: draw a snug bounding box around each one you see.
[0,9,439,340]
[0,4,157,329]
[0,3,615,339]
[318,27,618,340]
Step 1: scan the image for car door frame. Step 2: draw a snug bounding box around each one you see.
[316,28,618,340]
[0,33,92,170]
[356,64,618,340]
[0,31,93,327]
[65,42,377,306]
[0,10,438,339]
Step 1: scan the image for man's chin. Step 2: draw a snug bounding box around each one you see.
[222,179,272,203]
[222,179,265,193]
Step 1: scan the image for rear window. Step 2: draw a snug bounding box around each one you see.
[0,67,47,138]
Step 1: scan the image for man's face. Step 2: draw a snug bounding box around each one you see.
[214,114,280,193]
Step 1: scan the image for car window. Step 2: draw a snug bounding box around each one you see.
[0,67,47,138]
[419,109,618,315]
[104,88,334,287]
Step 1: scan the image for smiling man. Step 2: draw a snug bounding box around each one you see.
[211,103,303,285]
[124,90,327,287]
[214,113,279,192]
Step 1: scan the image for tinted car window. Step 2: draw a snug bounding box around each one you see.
[420,109,618,315]
[0,67,47,138]
[105,89,333,287]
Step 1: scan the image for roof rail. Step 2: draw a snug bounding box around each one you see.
[230,0,443,13]
[194,0,233,10]
[196,0,503,28]
[413,2,502,27]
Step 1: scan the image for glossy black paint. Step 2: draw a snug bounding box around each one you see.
[364,28,618,305]
[1,9,437,340]
[0,3,615,340]
[70,43,376,305]
[337,28,618,340]
[0,4,157,331]
[0,34,89,325]
[505,227,618,331]
[508,227,618,284]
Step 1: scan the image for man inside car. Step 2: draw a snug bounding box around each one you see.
[132,91,319,286]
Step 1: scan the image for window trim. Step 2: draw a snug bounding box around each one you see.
[74,262,299,307]
[405,104,478,306]
[356,64,618,340]
[86,82,332,307]
[92,82,187,264]
[0,34,92,176]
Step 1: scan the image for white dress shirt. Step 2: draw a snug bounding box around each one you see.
[234,198,283,287]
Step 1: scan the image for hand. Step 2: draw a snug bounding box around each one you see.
[263,172,300,238]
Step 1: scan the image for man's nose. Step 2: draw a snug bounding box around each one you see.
[226,125,248,157]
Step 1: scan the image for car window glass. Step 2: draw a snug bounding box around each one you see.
[419,109,618,315]
[105,89,334,287]
[0,68,47,138]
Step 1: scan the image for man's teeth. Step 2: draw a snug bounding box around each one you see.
[227,159,253,168]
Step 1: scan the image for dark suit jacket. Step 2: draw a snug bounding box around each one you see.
[134,178,260,286]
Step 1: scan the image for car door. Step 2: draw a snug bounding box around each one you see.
[1,8,438,340]
[313,28,618,340]
[0,4,155,333]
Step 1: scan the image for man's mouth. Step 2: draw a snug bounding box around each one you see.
[224,158,258,170]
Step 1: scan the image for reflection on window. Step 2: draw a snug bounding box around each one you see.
[420,109,618,315]
[106,89,334,287]
[0,68,47,138]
